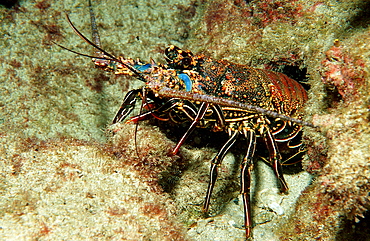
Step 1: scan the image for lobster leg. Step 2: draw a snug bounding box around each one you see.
[210,104,226,131]
[112,89,142,123]
[153,99,198,122]
[128,98,197,123]
[172,102,209,155]
[203,128,239,213]
[240,127,257,239]
[263,128,289,192]
[129,98,182,123]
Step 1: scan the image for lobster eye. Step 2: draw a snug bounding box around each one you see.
[165,45,181,61]
[181,57,192,68]
[165,45,195,70]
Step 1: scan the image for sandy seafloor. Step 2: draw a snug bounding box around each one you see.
[0,0,369,240]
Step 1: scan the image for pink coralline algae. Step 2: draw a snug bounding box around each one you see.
[321,40,366,103]
[250,0,303,27]
[204,0,303,33]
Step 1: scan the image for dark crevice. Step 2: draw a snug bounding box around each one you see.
[0,0,19,8]
[346,2,370,30]
[337,211,370,241]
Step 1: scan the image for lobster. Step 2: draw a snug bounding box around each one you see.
[56,0,313,239]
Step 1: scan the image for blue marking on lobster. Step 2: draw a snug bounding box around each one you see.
[134,63,152,72]
[178,73,192,91]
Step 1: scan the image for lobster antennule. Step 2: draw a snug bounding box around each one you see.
[52,41,107,60]
[65,14,117,62]
[56,12,147,83]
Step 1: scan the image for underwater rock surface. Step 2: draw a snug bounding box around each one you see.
[1,0,369,240]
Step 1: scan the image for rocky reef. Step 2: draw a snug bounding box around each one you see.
[1,0,369,240]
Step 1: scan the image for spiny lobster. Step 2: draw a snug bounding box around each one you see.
[56,0,314,239]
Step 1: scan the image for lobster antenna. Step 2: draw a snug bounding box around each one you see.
[88,0,102,55]
[87,0,144,158]
[158,87,317,128]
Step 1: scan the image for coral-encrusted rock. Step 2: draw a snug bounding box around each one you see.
[321,40,366,103]
[278,25,370,241]
[0,131,186,240]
